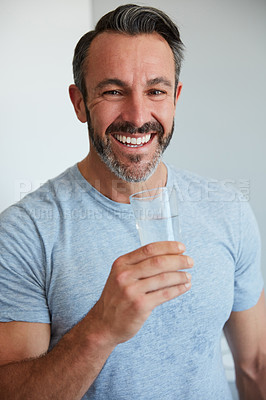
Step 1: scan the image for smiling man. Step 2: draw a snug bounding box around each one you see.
[70,28,182,198]
[0,4,265,400]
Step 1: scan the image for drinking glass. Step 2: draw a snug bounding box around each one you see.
[129,186,180,246]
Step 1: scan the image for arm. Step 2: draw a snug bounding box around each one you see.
[0,318,116,400]
[0,241,193,400]
[224,290,266,400]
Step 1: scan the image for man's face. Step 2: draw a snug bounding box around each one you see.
[83,32,180,182]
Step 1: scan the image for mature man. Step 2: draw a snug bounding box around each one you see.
[0,4,265,400]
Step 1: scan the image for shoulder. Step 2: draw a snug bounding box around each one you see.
[0,165,79,242]
[166,164,257,241]
[167,164,243,204]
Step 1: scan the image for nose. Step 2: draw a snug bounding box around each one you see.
[120,92,151,128]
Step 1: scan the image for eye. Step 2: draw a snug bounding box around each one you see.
[101,89,124,101]
[149,89,164,95]
[103,90,122,96]
[147,89,167,100]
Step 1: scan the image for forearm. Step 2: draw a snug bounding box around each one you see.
[0,312,115,400]
[236,367,266,400]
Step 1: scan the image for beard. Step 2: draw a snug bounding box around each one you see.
[85,106,174,183]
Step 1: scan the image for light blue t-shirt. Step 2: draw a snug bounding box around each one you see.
[0,163,263,399]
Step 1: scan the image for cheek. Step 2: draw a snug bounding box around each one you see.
[153,101,175,130]
[90,103,122,131]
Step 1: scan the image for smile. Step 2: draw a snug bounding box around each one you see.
[113,133,152,147]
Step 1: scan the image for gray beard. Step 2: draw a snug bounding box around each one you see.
[86,108,174,183]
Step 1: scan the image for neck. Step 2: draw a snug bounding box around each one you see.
[78,152,167,204]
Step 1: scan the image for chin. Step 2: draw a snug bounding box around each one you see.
[108,157,161,183]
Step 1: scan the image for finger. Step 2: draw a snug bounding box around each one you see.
[123,241,186,266]
[138,271,192,293]
[146,281,191,309]
[132,254,194,279]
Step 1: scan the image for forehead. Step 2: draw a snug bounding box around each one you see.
[84,31,175,86]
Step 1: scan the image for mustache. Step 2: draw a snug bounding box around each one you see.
[106,121,164,136]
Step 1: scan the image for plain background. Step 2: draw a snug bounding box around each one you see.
[0,0,92,210]
[1,1,265,397]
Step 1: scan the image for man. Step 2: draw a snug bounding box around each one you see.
[0,4,265,399]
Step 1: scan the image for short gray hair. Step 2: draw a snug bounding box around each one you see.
[73,4,184,100]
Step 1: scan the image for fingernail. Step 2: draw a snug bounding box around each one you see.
[186,273,192,280]
[185,282,191,288]
[187,257,194,266]
[178,243,186,252]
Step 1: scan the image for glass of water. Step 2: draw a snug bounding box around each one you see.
[129,186,181,246]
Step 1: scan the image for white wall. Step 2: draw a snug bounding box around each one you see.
[93,0,266,284]
[0,0,93,211]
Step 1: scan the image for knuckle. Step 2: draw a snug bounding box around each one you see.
[151,255,162,268]
[115,269,129,286]
[162,282,191,302]
[112,256,123,271]
[158,272,168,283]
[122,284,134,299]
[132,295,145,312]
[142,242,155,257]
[162,288,171,300]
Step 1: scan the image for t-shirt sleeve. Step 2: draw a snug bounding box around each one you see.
[0,205,50,323]
[232,200,264,311]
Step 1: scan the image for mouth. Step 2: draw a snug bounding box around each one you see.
[112,133,154,148]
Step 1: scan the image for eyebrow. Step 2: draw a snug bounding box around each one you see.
[95,76,173,90]
[146,77,173,88]
[95,78,127,90]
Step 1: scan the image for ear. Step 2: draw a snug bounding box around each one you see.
[174,82,183,105]
[69,84,87,123]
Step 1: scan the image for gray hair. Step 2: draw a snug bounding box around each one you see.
[73,4,184,100]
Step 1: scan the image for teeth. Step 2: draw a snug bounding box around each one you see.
[114,133,151,146]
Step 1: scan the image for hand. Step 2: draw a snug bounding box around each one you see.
[90,241,193,346]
